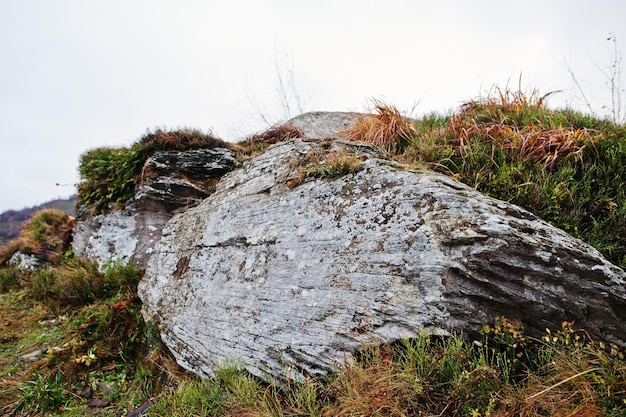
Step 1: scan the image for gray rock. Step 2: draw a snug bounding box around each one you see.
[72,210,138,267]
[145,148,235,180]
[288,112,359,139]
[8,252,44,271]
[138,138,626,383]
[19,348,45,362]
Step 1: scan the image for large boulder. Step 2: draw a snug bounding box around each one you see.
[138,138,626,382]
[72,147,236,268]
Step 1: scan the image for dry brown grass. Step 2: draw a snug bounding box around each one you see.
[139,128,230,153]
[448,88,600,169]
[340,100,417,153]
[236,123,304,158]
[482,86,555,116]
[322,346,418,417]
[451,120,597,169]
[495,357,604,416]
[244,123,304,146]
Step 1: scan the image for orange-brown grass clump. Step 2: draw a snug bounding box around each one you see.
[449,88,598,169]
[0,209,75,267]
[243,122,304,146]
[340,99,417,153]
[321,344,419,417]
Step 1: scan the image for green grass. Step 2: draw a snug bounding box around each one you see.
[0,259,167,417]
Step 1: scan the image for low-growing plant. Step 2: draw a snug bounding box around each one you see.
[148,378,225,417]
[0,267,24,292]
[15,369,70,415]
[305,152,364,180]
[288,146,365,188]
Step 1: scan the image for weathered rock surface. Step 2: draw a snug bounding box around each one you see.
[72,147,235,268]
[288,112,359,139]
[138,138,626,382]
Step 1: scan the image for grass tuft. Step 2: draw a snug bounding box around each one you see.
[340,99,417,153]
[138,127,228,154]
[287,146,365,188]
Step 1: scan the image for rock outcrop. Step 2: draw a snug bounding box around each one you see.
[137,138,626,382]
[72,147,236,268]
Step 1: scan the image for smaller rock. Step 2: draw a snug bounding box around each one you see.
[18,348,45,362]
[96,382,117,397]
[145,148,235,180]
[7,252,43,271]
[79,384,93,399]
[39,315,57,326]
[88,398,110,408]
[126,398,154,417]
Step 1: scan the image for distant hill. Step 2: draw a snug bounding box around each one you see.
[0,196,76,247]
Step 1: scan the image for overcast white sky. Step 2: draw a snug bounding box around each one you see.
[1,0,625,212]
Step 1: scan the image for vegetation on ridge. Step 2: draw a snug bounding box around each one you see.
[77,128,230,215]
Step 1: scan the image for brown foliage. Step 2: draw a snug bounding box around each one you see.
[449,88,599,169]
[340,100,416,153]
[237,123,304,156]
[139,128,230,154]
